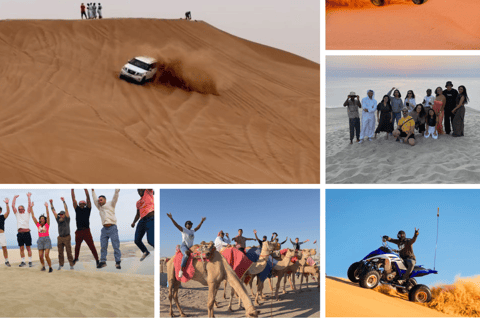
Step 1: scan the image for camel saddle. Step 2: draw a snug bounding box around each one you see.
[174,242,216,283]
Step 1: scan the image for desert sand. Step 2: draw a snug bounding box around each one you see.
[0,19,319,184]
[160,273,320,318]
[326,107,480,184]
[326,0,480,50]
[326,276,449,317]
[0,241,154,317]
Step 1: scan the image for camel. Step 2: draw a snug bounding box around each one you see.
[282,248,316,293]
[298,264,320,291]
[227,241,278,311]
[166,241,259,318]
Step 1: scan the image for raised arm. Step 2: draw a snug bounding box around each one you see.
[409,228,419,245]
[3,198,10,219]
[27,192,32,213]
[280,237,288,245]
[383,235,400,245]
[85,189,91,208]
[61,197,69,218]
[166,213,183,232]
[253,229,260,243]
[91,189,99,209]
[12,195,19,214]
[71,189,77,209]
[49,200,58,220]
[194,217,206,232]
[31,203,38,225]
[290,238,295,245]
[387,87,394,98]
[111,189,120,207]
[46,204,50,225]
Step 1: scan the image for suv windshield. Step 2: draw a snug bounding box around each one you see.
[128,59,150,71]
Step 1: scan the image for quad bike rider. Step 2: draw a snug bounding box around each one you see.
[383,228,419,290]
[371,0,428,6]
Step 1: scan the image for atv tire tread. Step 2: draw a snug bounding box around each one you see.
[359,270,380,289]
[408,284,432,303]
[347,262,361,283]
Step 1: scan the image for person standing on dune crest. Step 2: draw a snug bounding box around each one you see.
[185,11,191,20]
[51,197,75,270]
[92,189,122,269]
[80,3,87,19]
[98,3,102,19]
[131,189,154,261]
[359,90,377,144]
[92,3,97,19]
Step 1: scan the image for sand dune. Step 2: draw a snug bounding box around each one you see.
[0,19,319,183]
[326,276,448,317]
[326,0,480,49]
[326,107,480,184]
[1,241,153,317]
[160,273,320,318]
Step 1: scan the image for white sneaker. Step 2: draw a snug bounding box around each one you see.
[178,270,183,278]
[358,140,364,144]
[368,138,373,141]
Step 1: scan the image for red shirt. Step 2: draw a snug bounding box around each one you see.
[81,5,86,12]
[136,190,154,219]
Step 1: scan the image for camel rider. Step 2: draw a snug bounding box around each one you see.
[214,230,230,251]
[232,229,255,253]
[383,228,419,286]
[253,229,268,249]
[290,237,310,251]
[271,232,288,249]
[166,213,206,278]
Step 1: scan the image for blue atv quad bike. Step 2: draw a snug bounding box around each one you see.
[371,0,428,5]
[347,240,437,303]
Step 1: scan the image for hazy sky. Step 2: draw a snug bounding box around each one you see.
[0,0,320,63]
[160,189,320,257]
[327,189,480,287]
[327,56,480,78]
[0,189,148,244]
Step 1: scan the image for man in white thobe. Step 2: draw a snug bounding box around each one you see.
[214,230,231,251]
[359,89,377,143]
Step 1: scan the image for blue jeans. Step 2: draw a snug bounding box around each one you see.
[392,112,401,127]
[180,243,190,268]
[134,216,154,253]
[100,225,121,263]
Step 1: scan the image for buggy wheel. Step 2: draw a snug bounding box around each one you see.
[409,284,432,303]
[413,0,428,4]
[371,0,385,6]
[347,262,361,283]
[359,270,380,289]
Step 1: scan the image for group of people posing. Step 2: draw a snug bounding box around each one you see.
[81,3,102,19]
[0,189,154,272]
[166,213,315,278]
[344,81,468,146]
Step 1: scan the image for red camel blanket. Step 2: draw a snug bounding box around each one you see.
[174,246,212,283]
[221,247,253,281]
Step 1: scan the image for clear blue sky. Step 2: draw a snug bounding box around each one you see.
[160,189,320,257]
[326,189,480,287]
[0,0,320,63]
[0,189,145,245]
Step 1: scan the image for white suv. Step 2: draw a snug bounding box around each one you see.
[120,56,158,84]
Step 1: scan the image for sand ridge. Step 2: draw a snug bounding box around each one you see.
[0,18,319,183]
[326,0,480,50]
[326,107,480,184]
[326,276,449,317]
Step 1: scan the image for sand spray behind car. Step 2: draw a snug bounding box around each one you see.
[135,43,232,96]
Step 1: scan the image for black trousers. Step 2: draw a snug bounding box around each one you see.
[349,117,361,141]
[444,108,454,134]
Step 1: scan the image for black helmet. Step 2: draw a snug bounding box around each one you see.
[397,230,406,241]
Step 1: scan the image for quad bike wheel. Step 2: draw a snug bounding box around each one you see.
[359,270,381,289]
[413,0,428,4]
[347,262,361,283]
[396,278,417,294]
[371,0,385,5]
[409,284,432,303]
